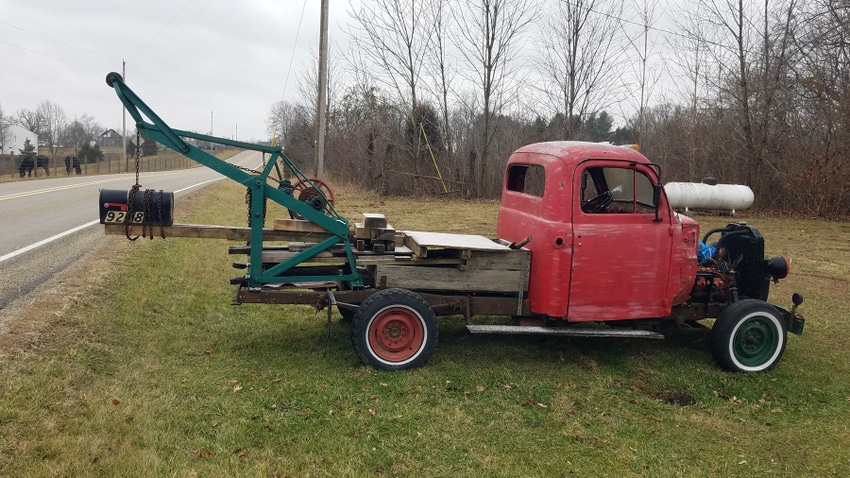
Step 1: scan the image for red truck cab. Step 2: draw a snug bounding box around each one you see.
[497,141,699,321]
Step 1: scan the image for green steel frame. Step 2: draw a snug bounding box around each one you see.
[105,72,362,289]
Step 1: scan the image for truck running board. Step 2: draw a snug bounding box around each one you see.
[466,325,665,339]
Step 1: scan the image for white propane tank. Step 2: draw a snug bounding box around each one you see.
[664,181,754,214]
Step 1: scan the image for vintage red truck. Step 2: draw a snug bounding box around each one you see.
[103,72,805,374]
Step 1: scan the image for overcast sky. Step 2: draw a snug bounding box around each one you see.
[1,0,346,142]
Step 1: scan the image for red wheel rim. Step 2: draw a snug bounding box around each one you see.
[366,306,426,364]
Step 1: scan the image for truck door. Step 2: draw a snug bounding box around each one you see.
[568,161,672,322]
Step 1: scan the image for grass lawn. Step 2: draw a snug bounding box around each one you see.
[1,180,848,477]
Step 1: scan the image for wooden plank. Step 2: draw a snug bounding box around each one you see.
[259,252,415,265]
[374,264,523,293]
[403,235,429,257]
[402,230,512,258]
[354,223,369,239]
[374,225,396,241]
[403,256,466,265]
[355,222,396,240]
[273,218,329,233]
[362,213,388,229]
[228,244,414,259]
[466,249,530,271]
[104,223,335,242]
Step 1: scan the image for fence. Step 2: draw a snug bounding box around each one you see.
[0,149,204,181]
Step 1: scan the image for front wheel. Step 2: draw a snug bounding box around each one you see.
[710,299,787,372]
[351,288,438,370]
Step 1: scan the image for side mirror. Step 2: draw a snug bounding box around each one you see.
[653,183,663,222]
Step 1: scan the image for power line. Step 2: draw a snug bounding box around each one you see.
[0,19,123,61]
[562,0,734,50]
[131,0,196,59]
[0,37,106,71]
[282,0,310,103]
[135,0,217,69]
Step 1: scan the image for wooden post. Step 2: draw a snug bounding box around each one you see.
[314,0,329,178]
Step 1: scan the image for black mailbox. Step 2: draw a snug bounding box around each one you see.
[99,189,174,226]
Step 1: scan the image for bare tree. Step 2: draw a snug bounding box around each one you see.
[423,0,459,172]
[536,0,624,140]
[268,99,316,160]
[61,114,101,149]
[693,0,798,197]
[15,108,47,139]
[347,0,430,189]
[0,102,11,154]
[62,120,85,152]
[37,100,66,159]
[670,3,714,181]
[622,0,663,144]
[80,115,103,145]
[295,48,344,137]
[781,0,850,215]
[457,0,537,197]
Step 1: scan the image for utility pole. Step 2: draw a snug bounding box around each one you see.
[315,0,329,178]
[122,60,127,172]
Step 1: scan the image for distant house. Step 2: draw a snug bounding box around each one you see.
[98,129,124,148]
[1,124,39,155]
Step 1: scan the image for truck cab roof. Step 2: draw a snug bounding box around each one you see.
[510,141,649,169]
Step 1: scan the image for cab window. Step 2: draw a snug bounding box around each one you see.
[580,166,656,214]
[506,164,545,197]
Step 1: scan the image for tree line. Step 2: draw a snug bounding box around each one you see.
[0,100,106,160]
[268,0,849,217]
[0,99,163,168]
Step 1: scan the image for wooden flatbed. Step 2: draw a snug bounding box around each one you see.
[105,216,532,317]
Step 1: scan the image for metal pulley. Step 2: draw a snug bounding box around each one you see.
[287,178,335,219]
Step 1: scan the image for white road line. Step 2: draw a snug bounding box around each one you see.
[0,177,122,201]
[0,176,226,264]
[0,220,100,264]
[174,177,222,194]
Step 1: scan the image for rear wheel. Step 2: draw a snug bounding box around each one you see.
[351,288,438,370]
[710,299,787,372]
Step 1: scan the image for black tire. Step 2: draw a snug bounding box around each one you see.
[350,288,438,370]
[710,299,787,373]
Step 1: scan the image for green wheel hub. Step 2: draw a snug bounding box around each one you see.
[732,315,780,366]
[711,299,787,373]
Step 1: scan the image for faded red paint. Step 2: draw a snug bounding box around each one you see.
[497,141,699,322]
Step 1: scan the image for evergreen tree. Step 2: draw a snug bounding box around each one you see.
[125,133,158,156]
[79,142,103,164]
[19,138,36,159]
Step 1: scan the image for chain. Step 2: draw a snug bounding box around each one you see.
[121,132,169,240]
[245,189,267,229]
[124,131,143,241]
[245,188,252,228]
[157,190,166,239]
[134,131,141,185]
[233,163,287,187]
[240,157,271,235]
[142,189,154,239]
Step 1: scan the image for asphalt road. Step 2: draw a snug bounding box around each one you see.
[0,150,264,322]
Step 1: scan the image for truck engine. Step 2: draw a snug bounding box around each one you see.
[691,222,790,306]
